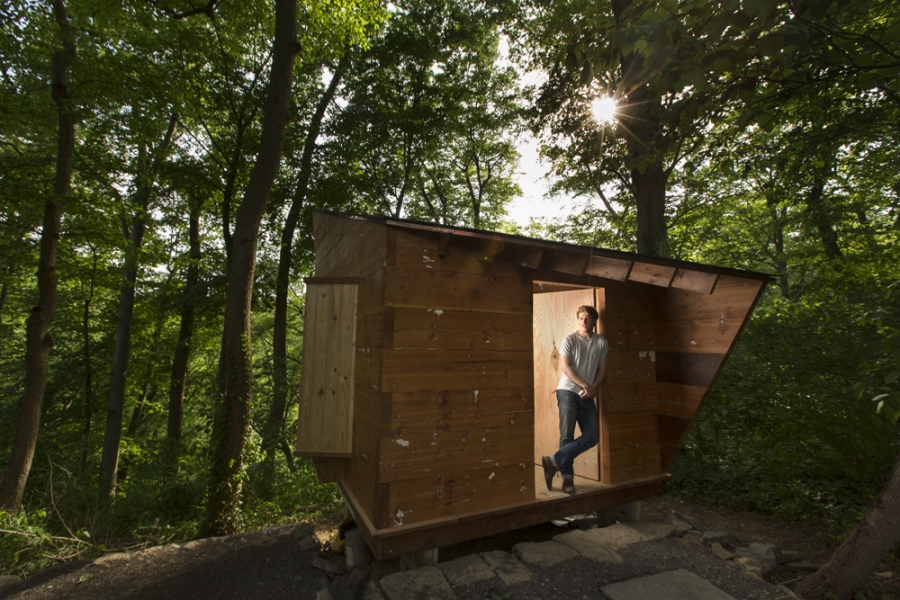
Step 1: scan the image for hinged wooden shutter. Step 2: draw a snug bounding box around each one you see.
[295,280,358,457]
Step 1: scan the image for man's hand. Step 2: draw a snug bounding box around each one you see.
[579,384,598,399]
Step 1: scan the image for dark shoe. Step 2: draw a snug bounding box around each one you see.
[562,479,575,494]
[541,456,556,491]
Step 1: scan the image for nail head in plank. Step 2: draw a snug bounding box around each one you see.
[670,269,719,294]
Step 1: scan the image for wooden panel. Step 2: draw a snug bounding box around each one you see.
[603,381,658,415]
[390,409,533,437]
[312,457,350,483]
[602,444,661,484]
[533,288,599,480]
[505,244,543,269]
[586,256,632,281]
[654,318,746,354]
[602,413,659,451]
[657,382,706,419]
[602,289,656,351]
[387,463,533,526]
[544,251,588,276]
[605,350,657,384]
[380,438,533,482]
[655,352,723,387]
[652,276,764,321]
[381,349,532,392]
[671,269,718,294]
[394,230,524,278]
[314,214,386,279]
[658,414,690,449]
[628,262,677,287]
[384,266,532,314]
[390,388,531,420]
[296,283,358,456]
[392,307,531,351]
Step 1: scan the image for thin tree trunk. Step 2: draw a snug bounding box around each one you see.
[795,450,900,600]
[98,114,177,503]
[805,175,842,260]
[264,55,348,475]
[0,279,8,357]
[80,249,97,474]
[0,0,75,513]
[166,199,203,464]
[768,198,790,299]
[201,0,299,536]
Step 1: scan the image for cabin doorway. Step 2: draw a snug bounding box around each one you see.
[532,285,605,482]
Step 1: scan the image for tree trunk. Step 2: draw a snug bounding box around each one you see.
[767,197,790,299]
[80,249,97,475]
[98,114,177,503]
[632,164,668,257]
[264,54,348,477]
[795,450,900,600]
[166,199,203,464]
[805,175,842,260]
[201,0,299,537]
[0,279,8,357]
[0,0,75,513]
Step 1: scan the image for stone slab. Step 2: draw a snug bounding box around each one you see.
[438,554,495,587]
[582,523,649,551]
[625,522,675,541]
[601,569,737,600]
[553,530,621,564]
[379,566,456,600]
[512,540,579,566]
[479,550,532,585]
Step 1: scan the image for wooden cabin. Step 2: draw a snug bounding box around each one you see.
[295,210,769,560]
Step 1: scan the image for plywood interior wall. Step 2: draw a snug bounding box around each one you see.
[532,288,599,480]
[295,282,358,457]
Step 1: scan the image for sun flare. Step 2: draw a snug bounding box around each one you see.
[591,97,617,125]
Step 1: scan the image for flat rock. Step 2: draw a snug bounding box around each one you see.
[363,579,386,599]
[378,566,455,600]
[601,568,737,600]
[328,566,370,600]
[582,523,649,551]
[710,542,733,560]
[512,540,578,566]
[300,534,319,551]
[438,554,495,587]
[702,531,739,551]
[674,511,702,529]
[180,540,204,550]
[93,552,128,565]
[313,555,347,576]
[0,575,22,593]
[625,522,674,541]
[668,513,693,537]
[480,550,532,585]
[553,529,622,564]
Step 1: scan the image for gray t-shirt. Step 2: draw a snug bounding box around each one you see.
[557,331,609,394]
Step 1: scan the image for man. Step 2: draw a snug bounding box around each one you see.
[541,304,608,494]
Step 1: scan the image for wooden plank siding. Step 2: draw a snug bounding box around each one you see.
[600,288,662,485]
[651,276,765,469]
[379,240,536,528]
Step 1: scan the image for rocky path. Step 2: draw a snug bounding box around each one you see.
[1,498,897,600]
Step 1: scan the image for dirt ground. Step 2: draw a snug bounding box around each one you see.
[3,494,899,600]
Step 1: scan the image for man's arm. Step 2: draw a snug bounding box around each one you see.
[583,354,607,400]
[561,354,589,391]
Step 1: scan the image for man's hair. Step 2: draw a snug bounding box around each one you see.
[576,305,599,321]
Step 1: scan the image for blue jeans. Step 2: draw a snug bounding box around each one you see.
[553,389,599,480]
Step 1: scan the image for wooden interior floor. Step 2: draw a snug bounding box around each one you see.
[533,462,609,500]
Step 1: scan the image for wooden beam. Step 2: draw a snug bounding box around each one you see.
[303,277,362,284]
[586,256,633,281]
[506,244,543,269]
[545,251,588,276]
[670,269,718,294]
[437,233,451,258]
[479,240,500,265]
[627,262,677,287]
